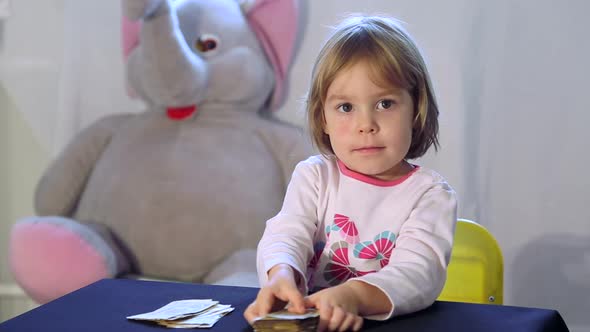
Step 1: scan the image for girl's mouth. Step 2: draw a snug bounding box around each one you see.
[353,146,385,154]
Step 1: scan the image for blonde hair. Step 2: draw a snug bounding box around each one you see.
[306,15,439,159]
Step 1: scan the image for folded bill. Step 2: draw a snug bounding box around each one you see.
[127,299,234,329]
[252,309,320,332]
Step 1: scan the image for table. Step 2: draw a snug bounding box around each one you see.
[0,278,569,332]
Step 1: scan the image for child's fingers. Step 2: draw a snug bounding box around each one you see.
[243,302,260,325]
[256,288,276,316]
[327,306,346,331]
[337,312,358,332]
[283,287,306,313]
[317,302,334,332]
[352,316,363,331]
[303,296,316,308]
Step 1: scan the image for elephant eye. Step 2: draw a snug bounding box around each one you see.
[195,34,220,53]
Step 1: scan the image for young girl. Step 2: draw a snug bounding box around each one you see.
[245,15,457,331]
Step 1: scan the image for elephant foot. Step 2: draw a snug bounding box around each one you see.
[9,217,114,304]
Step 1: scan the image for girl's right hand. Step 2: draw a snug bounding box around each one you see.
[244,264,306,324]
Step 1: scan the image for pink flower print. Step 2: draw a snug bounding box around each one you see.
[332,214,360,243]
[323,241,375,286]
[330,241,350,266]
[353,231,396,268]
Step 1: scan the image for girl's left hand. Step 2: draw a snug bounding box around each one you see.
[304,283,363,332]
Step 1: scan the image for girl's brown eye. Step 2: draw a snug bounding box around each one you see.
[195,34,219,53]
[338,103,353,113]
[377,99,396,110]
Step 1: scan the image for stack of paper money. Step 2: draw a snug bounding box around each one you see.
[126,299,234,328]
[252,309,320,332]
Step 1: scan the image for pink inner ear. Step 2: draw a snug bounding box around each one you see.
[246,0,299,111]
[121,17,141,98]
[122,17,141,61]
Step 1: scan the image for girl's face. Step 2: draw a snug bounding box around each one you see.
[323,60,415,181]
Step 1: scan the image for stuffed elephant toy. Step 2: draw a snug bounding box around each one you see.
[9,0,310,304]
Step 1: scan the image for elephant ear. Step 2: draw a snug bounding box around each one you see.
[121,17,141,98]
[241,0,300,111]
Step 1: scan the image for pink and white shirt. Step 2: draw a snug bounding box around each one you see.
[257,155,457,319]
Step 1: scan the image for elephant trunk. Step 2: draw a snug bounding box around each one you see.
[127,0,207,108]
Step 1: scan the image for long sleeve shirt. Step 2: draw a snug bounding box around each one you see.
[257,155,458,319]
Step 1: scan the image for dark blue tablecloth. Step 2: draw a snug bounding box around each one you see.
[0,278,569,332]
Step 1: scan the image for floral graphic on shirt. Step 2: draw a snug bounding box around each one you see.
[353,231,396,268]
[332,214,360,243]
[325,225,333,239]
[323,241,375,286]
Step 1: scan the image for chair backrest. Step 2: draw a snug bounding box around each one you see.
[438,219,504,304]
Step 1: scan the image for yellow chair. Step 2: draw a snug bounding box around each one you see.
[438,219,504,304]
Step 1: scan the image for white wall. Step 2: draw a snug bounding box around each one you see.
[0,0,59,321]
[0,87,45,321]
[1,0,588,330]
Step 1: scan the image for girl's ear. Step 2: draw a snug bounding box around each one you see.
[240,0,300,111]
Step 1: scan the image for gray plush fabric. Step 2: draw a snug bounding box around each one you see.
[33,0,311,283]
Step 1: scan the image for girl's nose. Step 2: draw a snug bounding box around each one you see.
[357,112,378,134]
[359,126,377,133]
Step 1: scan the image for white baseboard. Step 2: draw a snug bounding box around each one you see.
[0,283,26,298]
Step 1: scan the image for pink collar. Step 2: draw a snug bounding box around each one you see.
[337,159,419,187]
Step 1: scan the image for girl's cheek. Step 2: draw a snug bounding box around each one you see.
[335,122,352,136]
